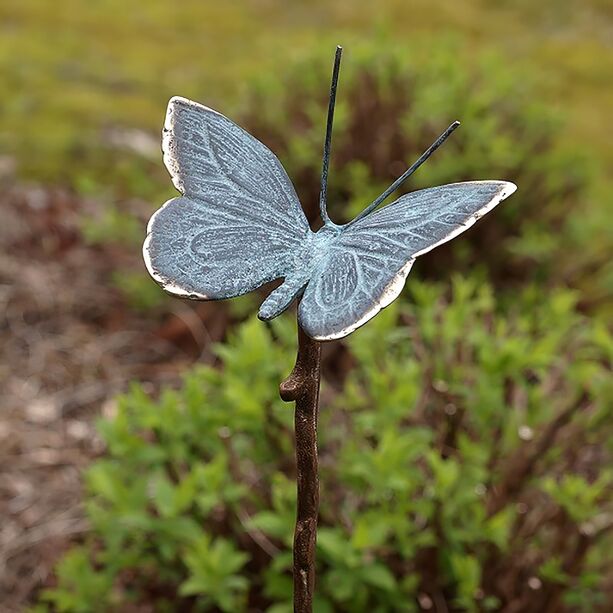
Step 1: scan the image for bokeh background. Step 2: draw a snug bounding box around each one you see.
[1,1,612,611]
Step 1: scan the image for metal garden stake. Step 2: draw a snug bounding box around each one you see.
[143,45,516,613]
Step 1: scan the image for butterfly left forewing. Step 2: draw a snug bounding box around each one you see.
[299,181,516,340]
[144,97,311,300]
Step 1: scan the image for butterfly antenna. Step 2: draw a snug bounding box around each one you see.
[348,120,461,226]
[319,45,343,226]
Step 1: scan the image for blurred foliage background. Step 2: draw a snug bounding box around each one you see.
[0,0,611,612]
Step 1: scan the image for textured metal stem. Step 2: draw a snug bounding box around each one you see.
[280,325,322,613]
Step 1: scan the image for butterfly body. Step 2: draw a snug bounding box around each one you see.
[144,95,516,341]
[258,223,341,320]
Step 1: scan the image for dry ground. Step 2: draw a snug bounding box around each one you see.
[0,179,232,610]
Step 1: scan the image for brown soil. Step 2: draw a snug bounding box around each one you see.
[0,180,228,611]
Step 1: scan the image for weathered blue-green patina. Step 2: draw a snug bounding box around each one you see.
[143,50,516,341]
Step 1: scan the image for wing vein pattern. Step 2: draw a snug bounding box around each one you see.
[144,96,516,341]
[299,181,516,339]
[144,97,310,300]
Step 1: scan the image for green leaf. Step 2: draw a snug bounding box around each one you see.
[362,563,397,592]
[249,511,293,541]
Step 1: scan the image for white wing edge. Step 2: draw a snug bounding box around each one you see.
[304,259,415,342]
[154,96,255,300]
[162,96,227,196]
[142,197,210,300]
[411,180,517,259]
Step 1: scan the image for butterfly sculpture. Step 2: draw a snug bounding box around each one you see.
[144,47,516,341]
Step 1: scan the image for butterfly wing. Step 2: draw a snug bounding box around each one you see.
[299,181,516,340]
[144,96,311,300]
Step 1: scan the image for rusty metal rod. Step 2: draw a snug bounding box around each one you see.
[280,324,322,613]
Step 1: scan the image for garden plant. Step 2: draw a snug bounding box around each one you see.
[35,40,612,612]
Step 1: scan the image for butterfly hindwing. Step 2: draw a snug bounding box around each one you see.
[298,241,415,340]
[299,181,516,340]
[144,97,311,300]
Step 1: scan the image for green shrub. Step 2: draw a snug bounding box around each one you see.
[34,40,609,313]
[40,278,612,611]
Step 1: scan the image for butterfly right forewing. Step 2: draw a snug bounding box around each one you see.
[299,181,516,340]
[353,181,516,258]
